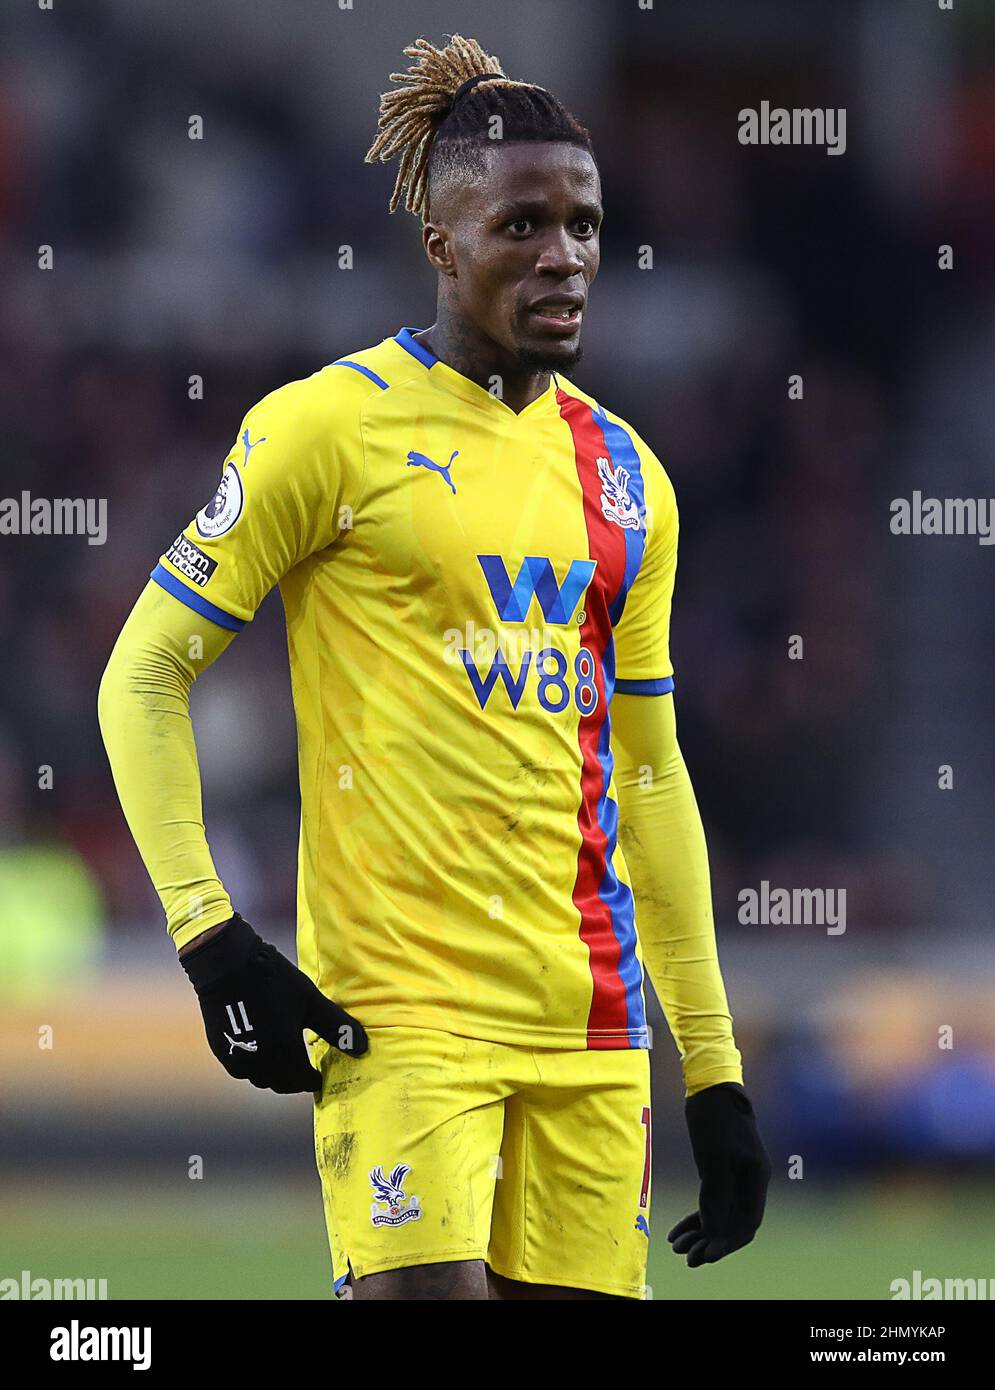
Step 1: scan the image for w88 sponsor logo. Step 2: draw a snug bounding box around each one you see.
[460,644,598,713]
[458,555,600,713]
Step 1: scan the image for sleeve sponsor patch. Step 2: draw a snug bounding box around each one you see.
[165,533,218,588]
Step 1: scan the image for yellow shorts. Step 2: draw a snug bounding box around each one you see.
[312,1026,652,1299]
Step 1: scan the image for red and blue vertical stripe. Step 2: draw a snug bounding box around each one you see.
[556,389,649,1049]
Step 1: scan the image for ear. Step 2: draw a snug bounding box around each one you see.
[423,221,457,278]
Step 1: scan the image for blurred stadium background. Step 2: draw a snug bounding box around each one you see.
[2,0,994,1299]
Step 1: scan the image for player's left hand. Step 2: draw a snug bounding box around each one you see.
[668,1081,771,1266]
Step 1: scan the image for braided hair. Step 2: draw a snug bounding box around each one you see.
[365,34,596,221]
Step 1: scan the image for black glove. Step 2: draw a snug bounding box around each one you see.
[668,1082,771,1267]
[180,913,367,1093]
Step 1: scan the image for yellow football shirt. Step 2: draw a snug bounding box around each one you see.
[152,327,678,1050]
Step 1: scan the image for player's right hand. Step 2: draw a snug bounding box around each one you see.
[179,912,367,1093]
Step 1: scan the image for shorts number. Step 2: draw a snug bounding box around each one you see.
[639,1105,651,1210]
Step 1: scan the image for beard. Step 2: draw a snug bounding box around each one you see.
[515,341,584,375]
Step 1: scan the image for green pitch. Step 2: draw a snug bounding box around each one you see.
[2,1177,992,1300]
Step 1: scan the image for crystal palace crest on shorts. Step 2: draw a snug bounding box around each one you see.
[369,1163,422,1227]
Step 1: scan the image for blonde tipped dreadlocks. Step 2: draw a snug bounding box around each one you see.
[365,34,595,221]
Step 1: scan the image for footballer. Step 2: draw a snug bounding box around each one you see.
[99,34,770,1301]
